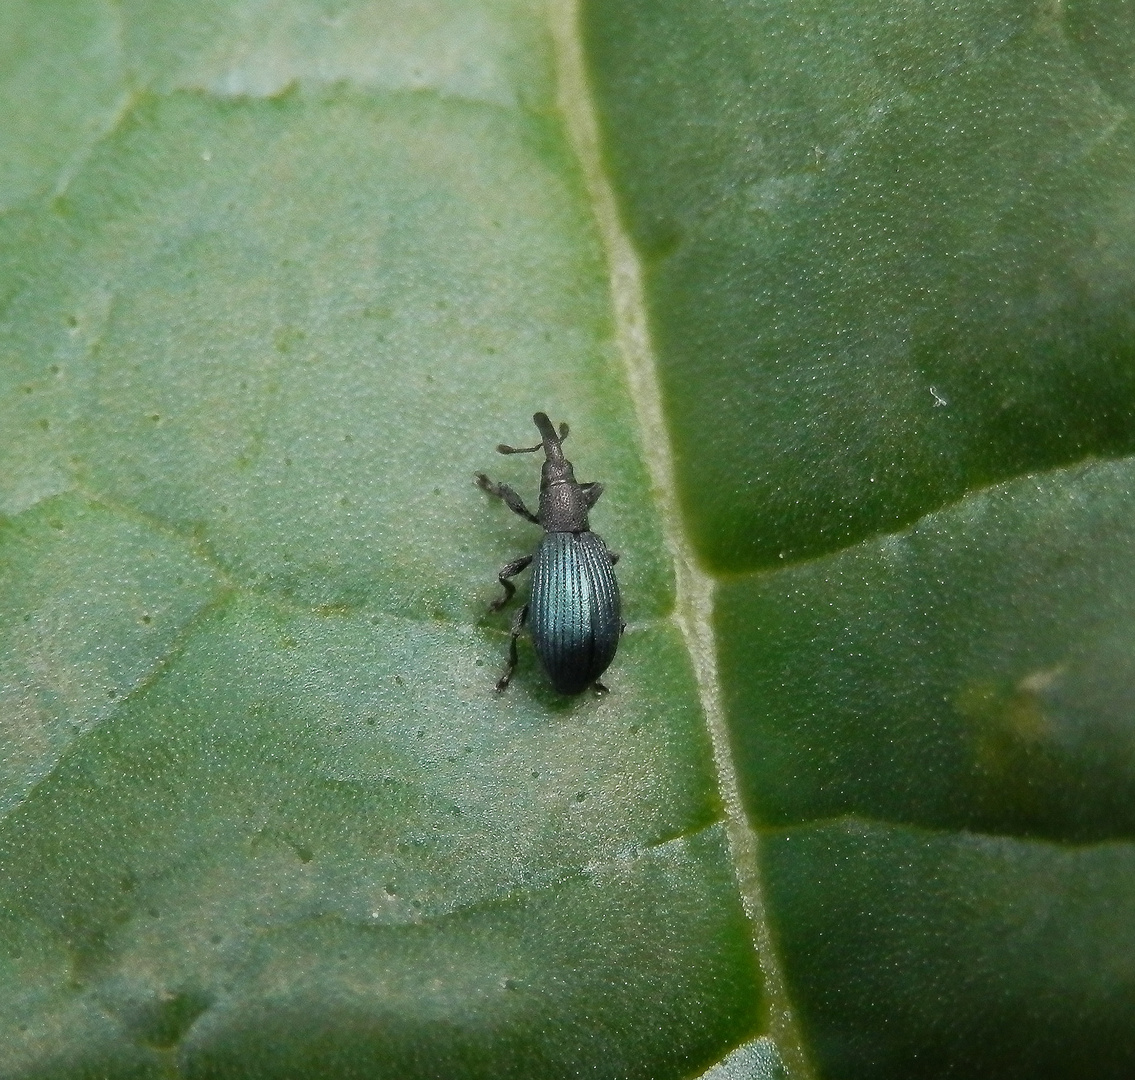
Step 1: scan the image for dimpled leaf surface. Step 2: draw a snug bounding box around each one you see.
[584,0,1135,1076]
[0,2,751,1076]
[1,0,1133,1078]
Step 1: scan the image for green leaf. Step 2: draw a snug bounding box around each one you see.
[762,821,1135,1079]
[584,0,1135,571]
[719,459,1135,841]
[585,0,1135,1075]
[2,0,1133,1077]
[719,459,1135,1076]
[1,4,754,1077]
[0,0,124,213]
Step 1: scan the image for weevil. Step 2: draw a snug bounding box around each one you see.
[476,412,622,694]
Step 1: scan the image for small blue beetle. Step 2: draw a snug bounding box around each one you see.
[476,412,622,694]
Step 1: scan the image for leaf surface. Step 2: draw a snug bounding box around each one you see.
[2,0,1133,1077]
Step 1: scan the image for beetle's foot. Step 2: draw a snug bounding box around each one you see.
[593,681,609,694]
[495,672,512,693]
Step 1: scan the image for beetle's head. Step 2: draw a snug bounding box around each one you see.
[496,412,577,486]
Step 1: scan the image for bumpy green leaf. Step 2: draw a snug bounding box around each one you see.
[585,0,1135,1076]
[0,2,754,1076]
[3,0,1133,1077]
[763,821,1135,1079]
[719,458,1135,842]
[0,0,124,214]
[585,0,1135,571]
[718,458,1135,1076]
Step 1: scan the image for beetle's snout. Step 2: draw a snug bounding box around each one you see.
[533,412,566,464]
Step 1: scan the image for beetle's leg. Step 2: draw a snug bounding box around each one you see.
[593,681,610,694]
[475,474,538,523]
[607,550,619,565]
[496,603,529,692]
[489,553,533,612]
[581,481,604,509]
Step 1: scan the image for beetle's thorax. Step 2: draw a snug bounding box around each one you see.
[539,461,590,532]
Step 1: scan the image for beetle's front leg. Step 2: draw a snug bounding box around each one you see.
[489,553,533,612]
[475,474,538,523]
[496,603,529,692]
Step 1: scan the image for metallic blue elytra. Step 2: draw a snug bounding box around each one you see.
[530,531,621,695]
[475,412,623,694]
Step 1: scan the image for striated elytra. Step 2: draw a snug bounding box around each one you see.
[476,412,622,694]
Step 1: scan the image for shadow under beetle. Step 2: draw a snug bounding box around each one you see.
[476,412,622,695]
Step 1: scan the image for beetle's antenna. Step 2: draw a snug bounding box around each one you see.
[498,418,569,455]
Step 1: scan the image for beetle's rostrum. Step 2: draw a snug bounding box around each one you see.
[476,412,622,695]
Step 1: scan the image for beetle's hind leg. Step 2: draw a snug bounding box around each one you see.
[489,553,532,613]
[475,474,538,523]
[496,603,529,692]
